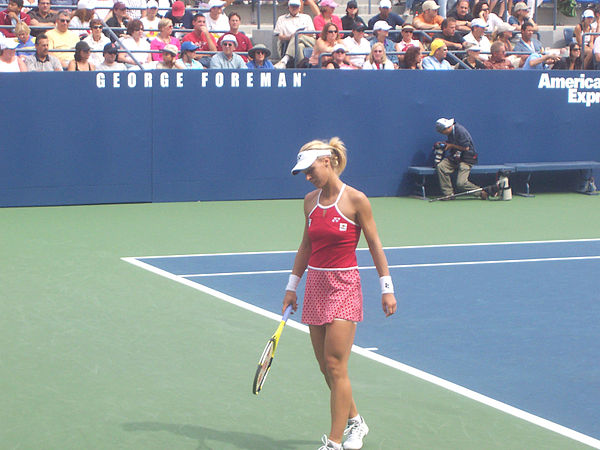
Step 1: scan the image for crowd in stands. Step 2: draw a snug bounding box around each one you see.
[1,0,599,71]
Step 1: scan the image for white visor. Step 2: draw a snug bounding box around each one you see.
[291,149,332,175]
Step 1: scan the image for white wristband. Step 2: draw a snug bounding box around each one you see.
[286,274,301,292]
[380,275,394,294]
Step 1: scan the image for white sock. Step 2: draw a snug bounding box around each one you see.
[328,439,342,449]
[348,414,361,423]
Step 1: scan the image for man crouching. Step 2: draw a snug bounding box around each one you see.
[434,117,488,200]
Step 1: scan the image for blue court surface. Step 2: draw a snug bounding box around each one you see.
[124,239,600,448]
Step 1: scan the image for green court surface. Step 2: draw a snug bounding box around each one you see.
[2,194,598,450]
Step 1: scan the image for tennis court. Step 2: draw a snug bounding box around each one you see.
[2,194,599,449]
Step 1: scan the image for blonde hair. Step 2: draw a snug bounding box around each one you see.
[15,21,30,37]
[367,42,388,64]
[158,18,173,31]
[299,137,347,175]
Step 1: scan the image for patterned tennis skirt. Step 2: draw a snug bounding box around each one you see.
[301,267,363,325]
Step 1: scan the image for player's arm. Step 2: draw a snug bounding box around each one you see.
[353,190,397,317]
[282,192,315,314]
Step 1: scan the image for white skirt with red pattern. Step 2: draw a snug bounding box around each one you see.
[301,267,363,325]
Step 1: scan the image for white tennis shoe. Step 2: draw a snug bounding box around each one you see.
[318,434,342,450]
[343,416,369,449]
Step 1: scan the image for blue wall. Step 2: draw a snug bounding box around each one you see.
[1,70,598,207]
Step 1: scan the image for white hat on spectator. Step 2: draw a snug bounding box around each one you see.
[332,43,347,52]
[495,22,513,33]
[471,18,487,28]
[421,0,440,11]
[435,118,455,132]
[162,44,179,55]
[288,0,301,5]
[147,0,159,8]
[77,0,87,9]
[0,39,18,50]
[379,0,392,8]
[373,20,392,31]
[582,9,594,18]
[221,33,238,46]
[208,0,226,8]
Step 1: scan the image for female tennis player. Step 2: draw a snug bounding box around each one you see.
[282,137,397,450]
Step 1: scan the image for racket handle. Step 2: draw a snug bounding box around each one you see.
[282,304,293,322]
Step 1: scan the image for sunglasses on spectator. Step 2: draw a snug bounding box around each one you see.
[222,42,235,46]
[59,18,70,22]
[573,47,581,51]
[327,29,337,33]
[481,7,489,11]
[92,25,103,29]
[402,29,413,33]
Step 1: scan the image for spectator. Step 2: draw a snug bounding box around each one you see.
[246,43,274,69]
[341,0,366,31]
[67,39,95,70]
[439,17,464,53]
[463,18,490,60]
[69,0,94,38]
[155,43,184,68]
[362,41,394,69]
[483,40,514,69]
[472,1,505,34]
[434,117,487,200]
[0,0,31,38]
[177,40,204,68]
[141,0,161,39]
[459,44,485,68]
[124,0,146,20]
[183,13,216,67]
[513,21,542,66]
[216,12,252,62]
[95,41,126,70]
[273,0,314,68]
[205,0,229,37]
[308,22,340,67]
[422,38,453,69]
[209,32,246,68]
[46,10,80,69]
[508,2,537,30]
[553,42,583,70]
[367,0,404,43]
[313,0,343,32]
[104,2,128,42]
[413,0,443,31]
[573,9,594,69]
[342,22,370,68]
[399,44,422,68]
[150,18,180,61]
[447,0,473,32]
[0,38,27,71]
[324,43,353,68]
[28,0,56,36]
[14,21,34,56]
[395,23,423,54]
[491,21,514,51]
[83,18,110,66]
[24,32,62,70]
[120,18,152,66]
[165,0,193,39]
[369,20,398,67]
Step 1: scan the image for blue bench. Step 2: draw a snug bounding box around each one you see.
[408,164,515,200]
[507,161,600,197]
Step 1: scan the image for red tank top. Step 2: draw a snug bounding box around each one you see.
[307,184,361,269]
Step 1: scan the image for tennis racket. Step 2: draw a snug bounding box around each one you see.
[252,305,293,395]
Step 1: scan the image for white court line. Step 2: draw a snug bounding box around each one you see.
[129,237,600,259]
[122,255,600,449]
[179,255,600,278]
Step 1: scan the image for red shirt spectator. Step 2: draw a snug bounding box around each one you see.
[0,0,31,38]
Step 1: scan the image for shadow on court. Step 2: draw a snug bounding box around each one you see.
[122,422,314,449]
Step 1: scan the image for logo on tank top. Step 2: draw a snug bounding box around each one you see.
[332,217,341,223]
[339,223,347,231]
